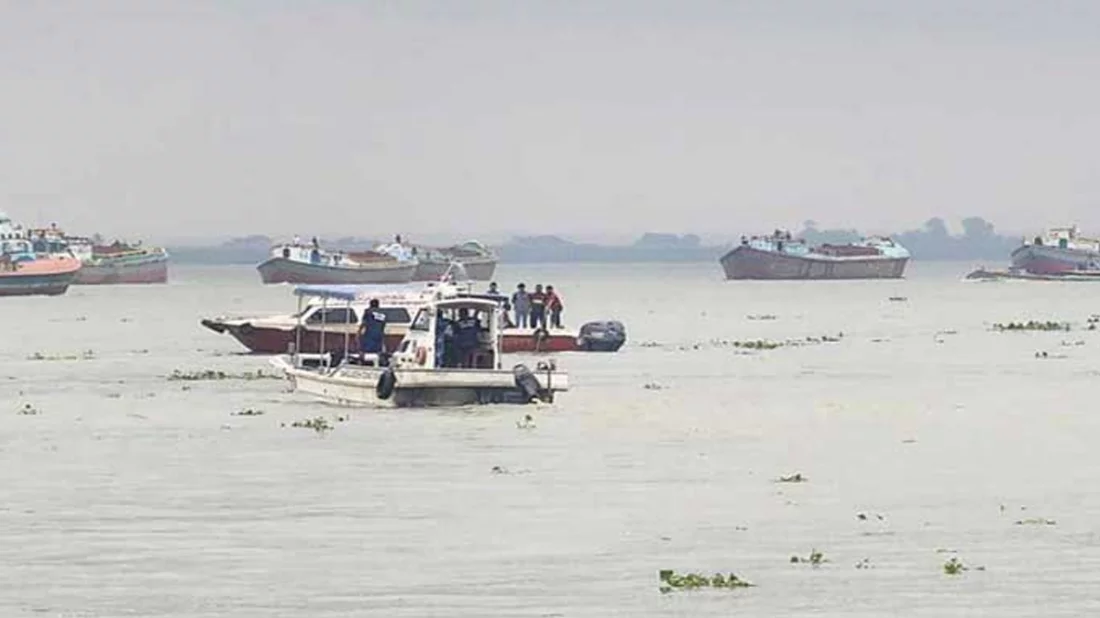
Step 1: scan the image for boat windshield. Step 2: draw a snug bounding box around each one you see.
[410,308,431,331]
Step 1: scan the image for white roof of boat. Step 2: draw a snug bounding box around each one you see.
[292,282,467,301]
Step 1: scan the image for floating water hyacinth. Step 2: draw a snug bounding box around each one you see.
[777,473,807,483]
[1014,518,1056,526]
[790,549,827,566]
[658,570,753,593]
[943,557,967,575]
[645,334,844,353]
[993,320,1070,332]
[287,416,332,433]
[231,408,265,416]
[168,368,281,382]
[27,350,95,361]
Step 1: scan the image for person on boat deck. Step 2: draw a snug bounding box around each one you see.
[435,309,456,367]
[485,281,512,324]
[511,283,530,328]
[546,285,564,329]
[358,299,388,361]
[529,284,547,329]
[454,308,481,368]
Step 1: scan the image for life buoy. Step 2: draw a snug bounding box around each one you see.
[375,368,396,400]
[415,346,427,366]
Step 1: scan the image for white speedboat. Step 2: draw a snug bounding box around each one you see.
[270,288,569,408]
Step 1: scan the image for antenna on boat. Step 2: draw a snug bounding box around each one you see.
[440,260,470,283]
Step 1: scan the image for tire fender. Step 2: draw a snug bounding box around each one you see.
[376,368,396,400]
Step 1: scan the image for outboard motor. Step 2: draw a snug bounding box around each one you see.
[576,320,627,352]
[513,364,541,402]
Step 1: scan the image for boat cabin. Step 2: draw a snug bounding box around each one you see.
[292,282,472,327]
[28,226,73,256]
[1029,226,1100,252]
[287,282,484,366]
[0,238,34,268]
[395,297,502,370]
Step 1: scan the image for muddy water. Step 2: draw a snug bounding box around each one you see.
[2,262,1099,616]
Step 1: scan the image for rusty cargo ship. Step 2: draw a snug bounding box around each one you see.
[720,231,910,280]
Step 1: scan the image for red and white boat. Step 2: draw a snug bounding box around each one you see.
[29,225,168,284]
[200,281,626,355]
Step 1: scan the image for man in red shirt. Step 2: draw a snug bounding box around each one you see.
[529,284,547,329]
[546,285,564,329]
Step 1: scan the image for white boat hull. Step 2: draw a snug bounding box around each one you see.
[272,357,568,408]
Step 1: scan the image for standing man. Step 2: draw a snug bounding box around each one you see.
[511,283,530,328]
[357,299,388,363]
[546,285,564,329]
[486,281,511,326]
[434,309,450,367]
[453,308,481,367]
[529,284,547,329]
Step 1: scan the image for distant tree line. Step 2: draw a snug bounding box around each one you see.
[798,217,1018,261]
[166,217,1024,264]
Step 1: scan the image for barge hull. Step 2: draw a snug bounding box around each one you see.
[74,255,168,284]
[203,320,609,355]
[257,258,417,285]
[413,259,497,282]
[1010,245,1100,275]
[721,246,908,280]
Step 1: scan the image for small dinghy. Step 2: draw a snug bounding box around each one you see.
[270,285,569,407]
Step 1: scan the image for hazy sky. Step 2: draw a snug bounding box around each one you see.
[3,0,1100,243]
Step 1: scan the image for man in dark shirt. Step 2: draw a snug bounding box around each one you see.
[358,299,387,361]
[511,283,530,328]
[454,308,481,367]
[434,310,453,367]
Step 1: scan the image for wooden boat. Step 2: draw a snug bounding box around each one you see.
[411,240,497,281]
[201,281,626,355]
[270,287,568,407]
[29,227,168,284]
[257,241,417,284]
[721,231,909,279]
[0,215,81,296]
[965,267,1100,282]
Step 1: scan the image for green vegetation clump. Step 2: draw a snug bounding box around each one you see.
[734,340,783,350]
[790,549,827,566]
[27,350,95,361]
[943,557,967,575]
[231,408,265,416]
[777,473,807,483]
[168,368,280,381]
[288,416,332,433]
[993,320,1069,332]
[658,570,753,593]
[1014,518,1056,526]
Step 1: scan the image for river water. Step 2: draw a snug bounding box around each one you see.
[2,262,1099,617]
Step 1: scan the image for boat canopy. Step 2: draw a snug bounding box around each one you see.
[292,281,469,302]
[434,296,500,312]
